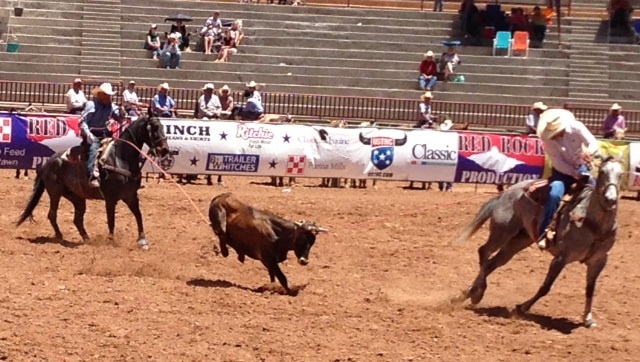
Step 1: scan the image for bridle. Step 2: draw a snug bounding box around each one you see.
[593,158,623,212]
[121,117,167,157]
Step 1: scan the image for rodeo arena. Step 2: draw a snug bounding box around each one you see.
[4,0,640,360]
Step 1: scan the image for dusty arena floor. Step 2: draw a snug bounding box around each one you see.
[1,170,640,361]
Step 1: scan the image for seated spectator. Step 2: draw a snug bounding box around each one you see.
[525,101,547,135]
[214,28,237,63]
[610,0,633,35]
[509,8,527,34]
[205,11,222,29]
[529,6,547,43]
[66,78,87,114]
[202,24,216,55]
[170,20,190,51]
[418,50,438,91]
[231,89,264,121]
[603,103,627,139]
[122,80,144,117]
[144,24,162,60]
[416,91,437,128]
[161,34,181,69]
[438,46,460,82]
[152,83,177,118]
[197,83,223,119]
[218,85,235,119]
[246,80,261,103]
[202,11,222,54]
[231,20,244,46]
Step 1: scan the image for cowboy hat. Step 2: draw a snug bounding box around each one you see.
[220,85,230,91]
[202,83,215,90]
[610,103,622,110]
[439,119,453,131]
[424,50,434,57]
[158,82,170,90]
[73,78,82,84]
[91,82,115,96]
[246,80,257,88]
[420,91,433,100]
[537,108,575,140]
[532,101,548,111]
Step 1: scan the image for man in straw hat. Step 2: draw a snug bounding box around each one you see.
[535,108,599,250]
[151,83,176,118]
[417,91,436,128]
[197,83,222,119]
[602,103,627,139]
[80,82,124,188]
[525,101,548,135]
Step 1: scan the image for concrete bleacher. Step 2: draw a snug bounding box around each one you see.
[1,0,640,110]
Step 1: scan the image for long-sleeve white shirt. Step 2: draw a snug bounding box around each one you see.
[198,94,222,118]
[542,120,599,178]
[122,89,139,107]
[66,89,87,111]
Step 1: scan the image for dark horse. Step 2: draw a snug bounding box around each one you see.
[16,116,170,250]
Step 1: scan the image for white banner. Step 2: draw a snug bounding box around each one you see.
[142,120,459,182]
[628,142,640,191]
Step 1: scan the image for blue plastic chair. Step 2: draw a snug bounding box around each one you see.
[493,31,512,56]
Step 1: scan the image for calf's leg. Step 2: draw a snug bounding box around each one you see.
[262,259,294,295]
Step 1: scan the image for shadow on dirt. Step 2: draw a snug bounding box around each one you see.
[468,305,582,335]
[18,236,82,249]
[186,278,305,296]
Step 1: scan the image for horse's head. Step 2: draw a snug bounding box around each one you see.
[139,116,170,158]
[593,155,624,210]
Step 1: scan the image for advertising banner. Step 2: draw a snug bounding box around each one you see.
[628,142,640,191]
[455,132,545,185]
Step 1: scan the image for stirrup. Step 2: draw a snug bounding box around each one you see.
[537,229,555,250]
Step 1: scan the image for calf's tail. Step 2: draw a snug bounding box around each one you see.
[453,195,500,243]
[16,173,45,227]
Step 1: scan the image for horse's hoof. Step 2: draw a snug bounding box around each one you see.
[138,238,149,250]
[54,234,64,242]
[221,247,229,258]
[512,304,527,317]
[585,320,597,328]
[82,235,91,243]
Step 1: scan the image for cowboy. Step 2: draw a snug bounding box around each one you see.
[122,80,142,117]
[151,83,177,118]
[536,108,599,249]
[525,101,548,135]
[417,91,436,128]
[197,83,222,119]
[66,78,88,114]
[245,80,261,103]
[602,103,627,139]
[79,82,123,188]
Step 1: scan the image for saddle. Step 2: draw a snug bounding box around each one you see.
[61,138,116,181]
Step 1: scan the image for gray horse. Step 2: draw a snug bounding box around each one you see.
[452,156,623,328]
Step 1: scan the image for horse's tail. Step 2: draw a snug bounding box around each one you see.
[16,173,46,227]
[453,195,501,243]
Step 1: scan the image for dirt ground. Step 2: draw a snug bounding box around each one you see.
[1,169,640,361]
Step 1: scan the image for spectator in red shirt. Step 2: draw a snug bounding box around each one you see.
[418,50,438,91]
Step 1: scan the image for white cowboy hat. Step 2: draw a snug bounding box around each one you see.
[73,78,82,84]
[532,101,548,111]
[420,91,433,100]
[246,80,257,88]
[158,82,170,90]
[91,82,115,96]
[220,85,230,91]
[537,108,575,140]
[424,50,434,57]
[202,83,215,90]
[439,119,453,131]
[610,103,622,110]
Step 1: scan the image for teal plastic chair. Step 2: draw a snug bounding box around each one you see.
[493,31,512,57]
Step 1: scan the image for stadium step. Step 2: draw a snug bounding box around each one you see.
[80,69,121,77]
[81,0,122,78]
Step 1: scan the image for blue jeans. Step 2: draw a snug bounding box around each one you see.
[539,165,593,237]
[161,52,181,69]
[86,140,100,179]
[418,75,437,90]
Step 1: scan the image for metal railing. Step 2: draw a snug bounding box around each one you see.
[1,80,638,133]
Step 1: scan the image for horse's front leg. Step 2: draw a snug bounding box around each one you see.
[583,255,608,328]
[122,193,148,250]
[105,198,118,243]
[514,254,567,315]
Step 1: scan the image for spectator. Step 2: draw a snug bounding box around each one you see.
[246,80,261,103]
[202,24,216,55]
[197,83,223,119]
[418,50,438,91]
[214,28,237,63]
[151,83,177,118]
[230,20,244,46]
[439,46,460,82]
[161,34,181,69]
[66,78,87,114]
[530,6,548,43]
[170,20,190,51]
[122,80,142,117]
[525,102,547,135]
[509,8,527,34]
[205,11,222,30]
[603,103,627,139]
[231,89,264,121]
[218,85,235,119]
[144,24,162,60]
[202,11,222,55]
[417,91,436,128]
[610,0,633,35]
[433,0,443,12]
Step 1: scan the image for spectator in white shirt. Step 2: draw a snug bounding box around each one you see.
[197,83,222,119]
[246,80,261,103]
[524,101,548,135]
[66,78,88,114]
[122,80,142,117]
[535,108,599,250]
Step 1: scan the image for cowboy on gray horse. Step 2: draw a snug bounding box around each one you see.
[79,82,124,188]
[536,108,599,249]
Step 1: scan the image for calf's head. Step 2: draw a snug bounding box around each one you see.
[292,220,328,265]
